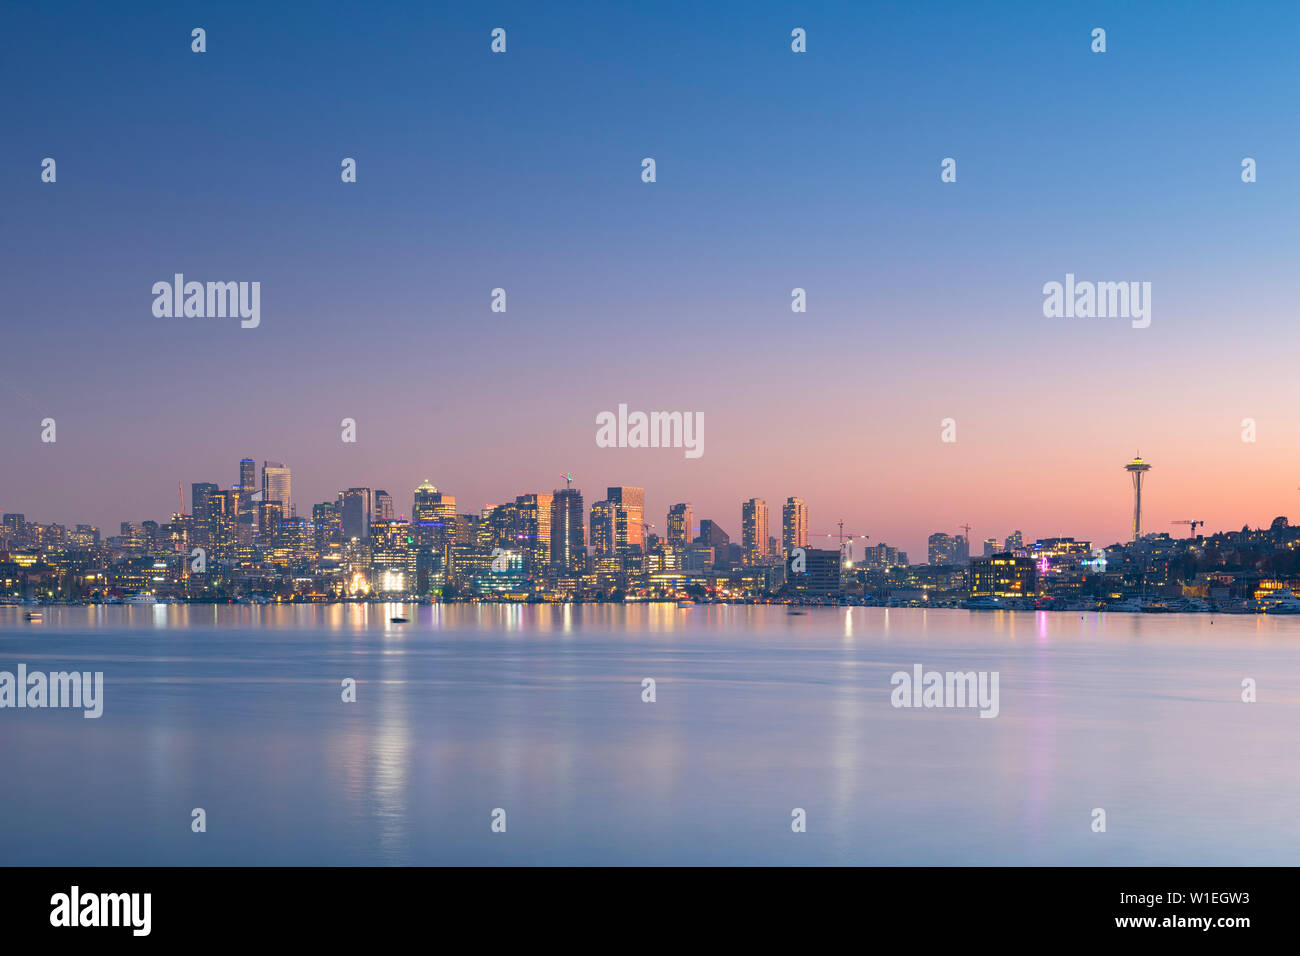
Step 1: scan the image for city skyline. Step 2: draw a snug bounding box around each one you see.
[5,449,1300,562]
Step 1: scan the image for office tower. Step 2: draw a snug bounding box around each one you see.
[551,487,585,571]
[262,462,292,516]
[341,487,371,541]
[742,498,769,565]
[983,537,1000,557]
[515,493,554,574]
[1004,530,1025,553]
[190,483,219,546]
[606,487,645,553]
[238,459,256,507]
[953,534,969,565]
[412,480,456,550]
[374,490,394,522]
[782,497,808,555]
[1125,456,1152,539]
[666,503,693,549]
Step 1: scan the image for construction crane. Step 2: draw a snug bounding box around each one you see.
[1171,519,1203,537]
[958,523,972,540]
[810,520,869,565]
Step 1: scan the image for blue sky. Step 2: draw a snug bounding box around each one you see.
[4,1,1300,555]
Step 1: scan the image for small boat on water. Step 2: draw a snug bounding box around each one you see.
[390,617,408,623]
[676,599,694,608]
[25,610,42,621]
[125,593,157,604]
[1140,601,1175,613]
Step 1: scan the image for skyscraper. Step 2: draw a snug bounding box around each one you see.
[262,462,292,516]
[782,497,808,555]
[238,459,256,507]
[190,482,219,546]
[412,481,456,551]
[742,498,769,565]
[515,493,554,574]
[589,499,622,556]
[341,487,371,541]
[373,489,394,522]
[606,487,645,553]
[666,503,693,549]
[550,487,585,571]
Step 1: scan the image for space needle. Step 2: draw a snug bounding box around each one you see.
[1125,455,1152,539]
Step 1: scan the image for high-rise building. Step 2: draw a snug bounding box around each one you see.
[742,498,769,565]
[238,459,256,507]
[257,500,283,545]
[190,482,219,546]
[211,489,240,554]
[374,490,394,522]
[928,532,964,566]
[341,487,371,541]
[515,493,554,574]
[1004,530,1025,553]
[412,481,455,549]
[982,537,1000,557]
[666,503,693,548]
[782,497,808,555]
[550,488,585,571]
[312,501,341,553]
[589,500,621,557]
[479,502,517,552]
[606,487,645,554]
[262,462,292,516]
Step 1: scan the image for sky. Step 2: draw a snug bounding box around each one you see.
[3,0,1300,559]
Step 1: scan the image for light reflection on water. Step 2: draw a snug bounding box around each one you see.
[1,604,1298,865]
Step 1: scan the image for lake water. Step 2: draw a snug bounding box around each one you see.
[1,604,1296,865]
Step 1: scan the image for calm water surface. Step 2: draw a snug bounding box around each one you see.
[1,604,1297,865]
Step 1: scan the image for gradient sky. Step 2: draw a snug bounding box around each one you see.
[4,0,1300,559]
